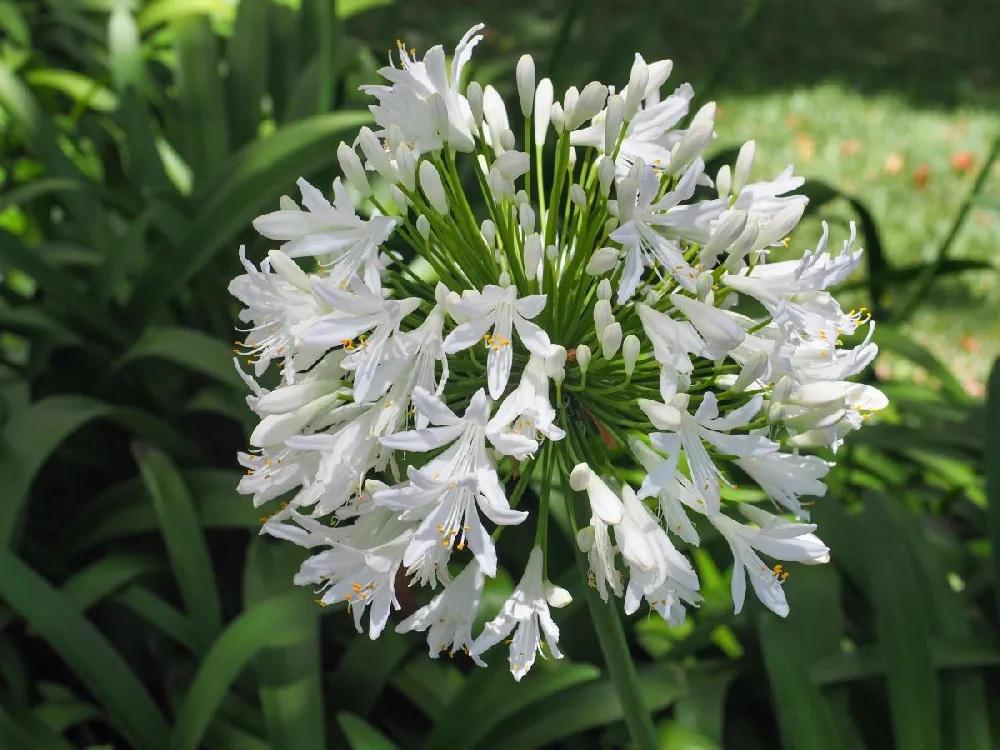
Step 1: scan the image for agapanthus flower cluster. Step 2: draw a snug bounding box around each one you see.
[230,25,887,680]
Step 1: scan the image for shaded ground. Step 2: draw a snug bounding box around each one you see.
[353,0,1000,390]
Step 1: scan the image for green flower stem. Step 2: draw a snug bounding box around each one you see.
[562,469,660,750]
[535,442,555,576]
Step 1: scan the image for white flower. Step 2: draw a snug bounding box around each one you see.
[577,518,623,602]
[471,547,566,680]
[639,384,774,511]
[618,485,701,625]
[710,504,829,617]
[630,437,699,545]
[397,562,486,661]
[487,354,566,459]
[361,25,484,153]
[253,179,397,290]
[443,280,552,398]
[570,463,624,525]
[734,449,831,518]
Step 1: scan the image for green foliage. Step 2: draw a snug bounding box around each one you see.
[1,0,998,747]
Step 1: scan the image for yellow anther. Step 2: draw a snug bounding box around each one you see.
[315,599,327,607]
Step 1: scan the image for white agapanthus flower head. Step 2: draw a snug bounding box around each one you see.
[230,24,887,681]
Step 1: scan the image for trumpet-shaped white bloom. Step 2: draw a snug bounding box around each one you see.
[397,561,486,660]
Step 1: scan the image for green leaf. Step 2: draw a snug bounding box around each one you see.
[338,0,395,19]
[875,327,971,404]
[672,662,737,747]
[25,68,117,111]
[243,537,325,750]
[0,177,84,213]
[424,662,601,750]
[759,612,844,750]
[331,627,414,718]
[168,590,319,750]
[115,326,245,391]
[988,357,1000,627]
[478,665,685,750]
[136,443,223,636]
[73,469,256,551]
[226,0,270,147]
[812,638,1000,685]
[0,547,170,750]
[0,63,113,256]
[114,584,211,654]
[128,110,372,324]
[863,493,941,750]
[0,706,76,750]
[0,395,196,548]
[138,0,237,31]
[173,15,230,181]
[337,713,399,750]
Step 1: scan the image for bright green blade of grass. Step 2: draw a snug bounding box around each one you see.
[226,0,270,147]
[243,537,325,750]
[129,109,372,325]
[135,443,223,636]
[167,590,319,750]
[0,63,113,254]
[988,357,1000,628]
[863,493,941,750]
[173,15,230,181]
[0,547,170,750]
[115,326,246,391]
[337,713,399,750]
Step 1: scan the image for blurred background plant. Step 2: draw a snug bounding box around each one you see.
[1,0,999,747]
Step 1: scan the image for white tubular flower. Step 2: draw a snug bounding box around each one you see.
[442,281,551,398]
[397,561,486,661]
[232,26,886,674]
[361,26,484,152]
[710,504,829,617]
[471,546,564,680]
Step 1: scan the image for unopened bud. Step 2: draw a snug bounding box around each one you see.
[601,322,622,359]
[586,247,619,275]
[733,140,756,194]
[550,101,565,133]
[337,143,370,196]
[568,81,609,130]
[516,54,535,117]
[715,164,732,199]
[519,203,536,233]
[419,160,449,214]
[534,78,554,146]
[731,351,768,392]
[604,94,625,155]
[622,335,640,377]
[544,582,572,608]
[604,216,619,234]
[700,210,749,266]
[267,250,310,291]
[483,85,509,150]
[624,54,649,119]
[523,233,543,281]
[389,185,409,214]
[670,102,716,170]
[357,126,398,183]
[576,344,592,373]
[562,86,579,127]
[568,146,577,166]
[569,184,587,208]
[570,463,593,491]
[594,299,614,333]
[394,144,416,190]
[415,214,431,240]
[467,81,484,129]
[598,157,615,197]
[596,279,612,300]
[500,129,516,151]
[481,219,496,249]
[545,244,558,261]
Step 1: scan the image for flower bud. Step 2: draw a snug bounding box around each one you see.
[569,184,587,208]
[604,94,625,155]
[715,164,732,199]
[419,160,449,214]
[605,200,619,218]
[568,146,577,166]
[500,129,516,151]
[549,101,565,134]
[544,581,573,608]
[700,210,748,266]
[514,190,529,205]
[586,247,619,275]
[516,54,535,117]
[569,463,592,491]
[723,221,760,272]
[757,200,806,249]
[575,344,592,373]
[519,202,535,233]
[394,143,417,191]
[429,92,450,144]
[545,244,558,261]
[415,214,431,240]
[733,140,756,194]
[494,150,530,180]
[498,271,511,287]
[467,81,484,129]
[483,85,510,150]
[389,184,409,214]
[562,86,579,126]
[601,322,622,359]
[598,157,615,197]
[731,351,768,392]
[594,299,613,333]
[337,143,370,196]
[523,233,543,281]
[357,126,399,183]
[534,78,554,146]
[604,217,619,234]
[670,102,716,171]
[568,81,609,130]
[624,54,649,119]
[267,250,310,292]
[481,219,496,249]
[622,334,640,377]
[596,279,612,300]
